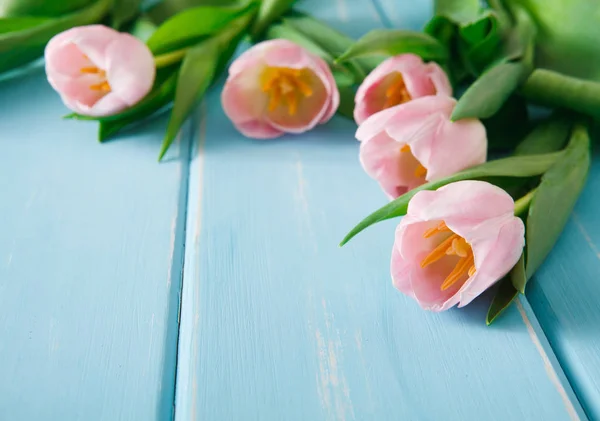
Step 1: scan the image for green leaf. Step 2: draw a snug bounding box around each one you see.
[265,22,356,85]
[452,61,529,120]
[434,0,481,24]
[514,114,573,156]
[158,10,253,159]
[337,29,448,63]
[525,123,591,279]
[510,253,527,294]
[111,0,142,29]
[336,85,355,120]
[0,16,51,33]
[158,41,219,160]
[98,71,180,141]
[458,11,501,74]
[483,94,529,152]
[250,0,296,39]
[486,275,519,325]
[147,3,255,54]
[283,12,380,78]
[147,0,244,24]
[0,0,93,17]
[340,151,564,246]
[0,0,111,73]
[521,69,600,120]
[504,0,600,81]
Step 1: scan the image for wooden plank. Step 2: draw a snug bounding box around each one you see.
[526,152,600,420]
[174,0,587,419]
[376,0,600,417]
[0,69,192,420]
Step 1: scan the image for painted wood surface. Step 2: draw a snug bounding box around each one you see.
[0,70,190,420]
[173,1,588,420]
[375,2,600,419]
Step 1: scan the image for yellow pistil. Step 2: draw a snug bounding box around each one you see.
[261,67,313,115]
[383,72,411,109]
[420,223,476,291]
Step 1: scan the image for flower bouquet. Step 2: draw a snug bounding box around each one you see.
[3,0,595,323]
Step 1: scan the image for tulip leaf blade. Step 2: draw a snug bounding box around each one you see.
[340,151,564,246]
[147,2,255,55]
[111,0,142,29]
[434,0,481,24]
[452,61,528,121]
[486,275,519,325]
[525,123,591,279]
[250,0,296,39]
[0,0,111,74]
[159,42,219,160]
[97,70,179,141]
[337,29,448,64]
[510,253,527,294]
[514,113,573,156]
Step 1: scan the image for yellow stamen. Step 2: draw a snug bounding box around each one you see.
[400,144,411,153]
[420,234,458,268]
[261,67,313,115]
[468,265,476,277]
[423,221,449,238]
[286,91,298,115]
[441,254,474,291]
[414,164,427,178]
[80,66,104,75]
[420,221,477,291]
[383,72,411,109]
[90,81,111,92]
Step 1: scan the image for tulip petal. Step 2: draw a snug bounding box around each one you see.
[458,218,525,307]
[421,118,487,181]
[105,34,155,107]
[407,181,516,226]
[426,62,453,97]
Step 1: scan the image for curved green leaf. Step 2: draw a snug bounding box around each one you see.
[0,0,93,17]
[340,151,564,246]
[435,0,481,24]
[0,16,51,33]
[147,3,255,54]
[510,253,526,294]
[111,0,142,29]
[525,124,591,279]
[158,42,219,160]
[337,29,447,63]
[0,0,111,73]
[98,71,179,141]
[452,61,528,120]
[514,114,572,156]
[250,0,296,39]
[486,275,519,325]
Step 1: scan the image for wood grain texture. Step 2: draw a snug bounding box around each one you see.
[173,1,587,419]
[526,148,600,420]
[0,69,191,420]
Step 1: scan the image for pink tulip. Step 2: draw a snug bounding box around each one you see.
[221,39,339,139]
[45,25,155,117]
[391,180,525,311]
[356,96,487,199]
[354,54,452,124]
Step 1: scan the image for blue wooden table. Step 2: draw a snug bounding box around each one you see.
[1,0,598,420]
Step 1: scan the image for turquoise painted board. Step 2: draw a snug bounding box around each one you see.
[0,70,191,420]
[526,154,600,420]
[174,0,587,420]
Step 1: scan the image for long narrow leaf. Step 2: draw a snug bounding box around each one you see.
[340,151,564,246]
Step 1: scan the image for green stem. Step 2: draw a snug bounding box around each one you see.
[514,188,537,216]
[154,47,188,68]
